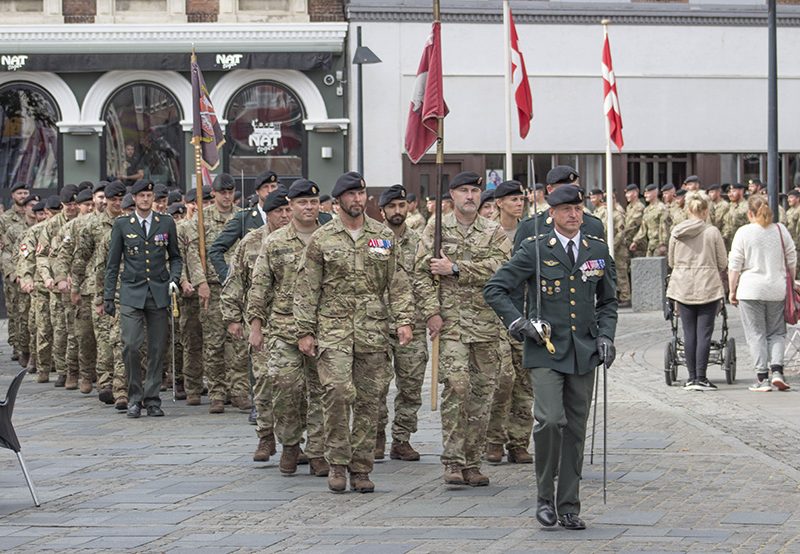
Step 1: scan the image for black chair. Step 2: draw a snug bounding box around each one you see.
[1,368,40,507]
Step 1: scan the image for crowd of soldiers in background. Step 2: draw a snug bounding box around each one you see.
[0,168,795,491]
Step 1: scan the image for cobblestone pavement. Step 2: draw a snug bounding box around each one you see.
[1,306,800,553]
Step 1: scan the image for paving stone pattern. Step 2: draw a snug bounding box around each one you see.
[1,308,799,552]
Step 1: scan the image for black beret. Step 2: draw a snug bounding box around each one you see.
[105,181,127,198]
[185,188,197,202]
[121,194,135,210]
[644,184,659,192]
[530,183,545,191]
[332,171,366,198]
[547,185,584,207]
[60,184,78,203]
[732,182,747,190]
[449,171,483,190]
[76,188,94,203]
[546,166,579,185]
[683,175,700,184]
[660,183,675,192]
[168,190,183,205]
[212,173,236,192]
[131,180,154,195]
[23,194,40,206]
[379,184,407,208]
[788,189,800,198]
[263,188,289,213]
[443,190,452,201]
[45,195,62,210]
[287,179,320,200]
[748,178,763,186]
[168,203,187,216]
[254,170,279,188]
[479,189,495,209]
[707,183,721,191]
[625,183,640,192]
[153,184,169,200]
[589,188,605,196]
[676,189,687,198]
[202,185,213,200]
[319,194,331,204]
[32,200,45,212]
[493,180,526,199]
[10,182,29,193]
[407,192,417,202]
[93,181,109,194]
[78,180,93,191]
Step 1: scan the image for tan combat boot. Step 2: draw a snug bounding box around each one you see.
[64,373,79,390]
[485,443,504,464]
[443,463,466,485]
[309,457,329,477]
[36,371,49,384]
[79,379,93,394]
[350,472,375,493]
[328,464,347,493]
[236,393,252,413]
[374,430,386,460]
[253,436,272,462]
[390,441,421,461]
[209,399,225,414]
[186,394,201,406]
[507,446,533,464]
[463,467,490,487]
[279,444,301,475]
[98,387,114,405]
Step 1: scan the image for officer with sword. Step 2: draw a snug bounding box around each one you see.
[483,184,618,530]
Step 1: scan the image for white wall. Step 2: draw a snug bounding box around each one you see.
[351,20,800,186]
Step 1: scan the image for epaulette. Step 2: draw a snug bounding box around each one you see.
[585,234,606,243]
[526,233,548,242]
[584,212,602,221]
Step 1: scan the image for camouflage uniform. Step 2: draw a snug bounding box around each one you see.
[709,199,730,231]
[17,222,51,378]
[2,210,33,361]
[293,216,414,475]
[176,218,203,397]
[786,205,800,271]
[624,199,645,257]
[631,202,671,257]
[667,203,687,235]
[722,200,749,250]
[185,205,249,404]
[594,204,630,303]
[415,212,512,469]
[405,210,425,233]
[247,224,324,455]
[376,224,429,445]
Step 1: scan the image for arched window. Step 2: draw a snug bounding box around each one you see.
[103,82,182,187]
[225,81,306,181]
[0,82,60,190]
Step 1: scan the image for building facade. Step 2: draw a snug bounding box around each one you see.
[0,0,349,200]
[347,0,800,202]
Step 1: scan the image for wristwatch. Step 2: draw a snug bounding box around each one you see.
[451,263,460,276]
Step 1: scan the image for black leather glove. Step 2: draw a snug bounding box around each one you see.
[103,300,116,317]
[597,336,616,367]
[509,318,543,344]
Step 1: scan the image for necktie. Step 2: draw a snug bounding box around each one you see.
[567,239,576,266]
[141,219,148,236]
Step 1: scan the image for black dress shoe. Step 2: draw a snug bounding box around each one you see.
[536,498,557,527]
[127,404,142,418]
[558,513,586,530]
[146,406,165,417]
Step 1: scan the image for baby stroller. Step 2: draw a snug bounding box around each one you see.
[663,286,737,386]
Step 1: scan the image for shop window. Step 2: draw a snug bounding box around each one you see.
[742,154,762,184]
[240,0,292,10]
[224,81,306,181]
[102,82,182,187]
[0,1,43,11]
[115,0,166,10]
[627,153,687,187]
[0,83,59,190]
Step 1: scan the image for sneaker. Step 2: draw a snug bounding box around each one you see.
[693,378,718,391]
[771,372,791,391]
[683,380,696,390]
[749,379,773,392]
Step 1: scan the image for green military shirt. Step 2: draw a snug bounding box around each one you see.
[624,199,645,247]
[220,225,268,326]
[53,213,92,288]
[72,211,116,304]
[0,208,26,279]
[722,200,749,248]
[631,202,671,256]
[17,222,48,293]
[593,204,626,256]
[709,199,729,230]
[103,212,182,309]
[293,216,414,353]
[483,230,618,374]
[415,212,511,343]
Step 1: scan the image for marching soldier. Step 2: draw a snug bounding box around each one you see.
[247,183,326,473]
[591,189,631,307]
[707,183,729,230]
[484,185,618,531]
[630,184,671,257]
[528,183,548,217]
[0,182,30,364]
[486,180,533,464]
[293,171,414,494]
[404,192,425,232]
[623,184,644,258]
[103,180,182,418]
[722,183,749,250]
[786,190,800,271]
[662,184,685,233]
[415,171,511,487]
[375,184,428,462]
[478,189,496,219]
[682,175,701,192]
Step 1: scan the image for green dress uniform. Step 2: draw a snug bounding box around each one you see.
[103,210,182,410]
[484,221,618,517]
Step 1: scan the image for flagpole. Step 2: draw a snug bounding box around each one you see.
[602,20,615,261]
[191,49,207,272]
[503,0,513,180]
[430,0,443,412]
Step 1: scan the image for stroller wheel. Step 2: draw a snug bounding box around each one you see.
[724,338,736,384]
[664,342,676,386]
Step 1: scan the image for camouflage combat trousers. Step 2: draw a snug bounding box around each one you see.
[317,347,390,474]
[74,296,97,382]
[49,293,68,376]
[109,307,128,400]
[378,331,428,443]
[92,301,113,390]
[26,294,36,365]
[3,276,17,350]
[200,284,248,401]
[16,285,31,358]
[268,337,324,458]
[439,339,499,469]
[180,294,203,396]
[32,290,52,373]
[252,339,273,440]
[616,251,631,304]
[487,339,533,449]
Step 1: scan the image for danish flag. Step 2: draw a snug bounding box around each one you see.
[509,7,533,139]
[602,32,624,151]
